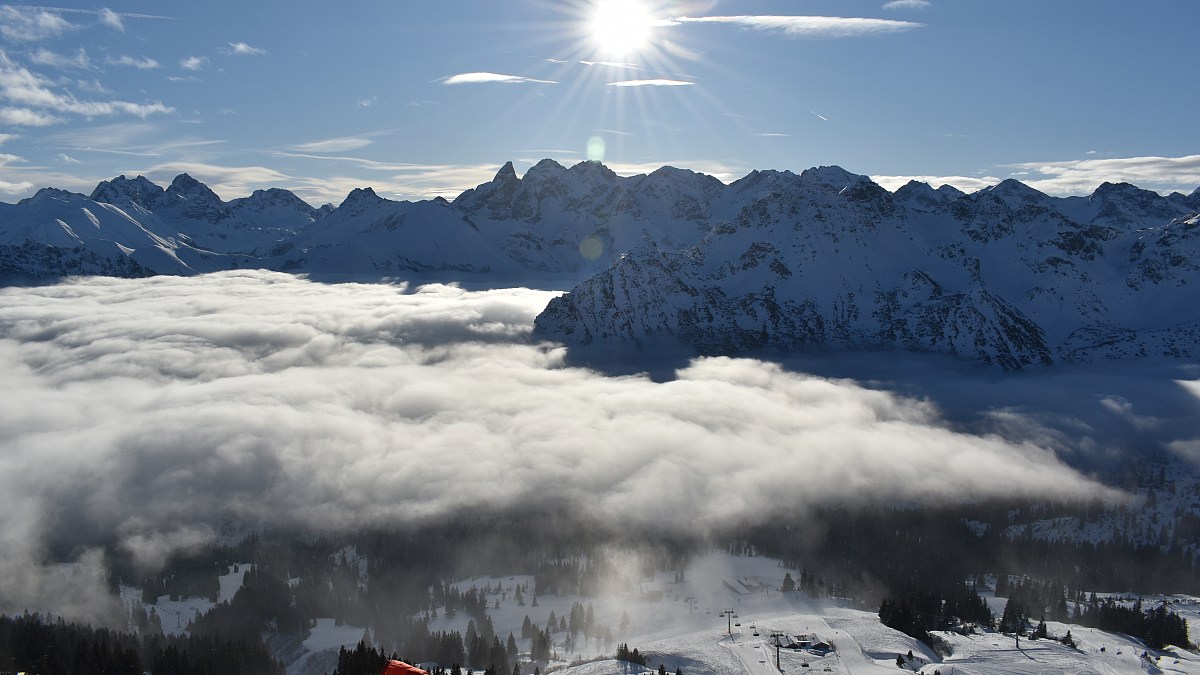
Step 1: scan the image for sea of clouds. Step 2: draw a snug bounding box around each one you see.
[1,270,1196,623]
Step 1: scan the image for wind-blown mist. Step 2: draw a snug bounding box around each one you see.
[0,271,1172,622]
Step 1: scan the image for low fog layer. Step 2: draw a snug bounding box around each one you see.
[0,271,1187,622]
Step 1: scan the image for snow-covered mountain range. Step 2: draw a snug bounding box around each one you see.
[3,160,1198,367]
[534,166,1200,368]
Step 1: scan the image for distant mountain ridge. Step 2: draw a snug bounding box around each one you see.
[3,161,1199,366]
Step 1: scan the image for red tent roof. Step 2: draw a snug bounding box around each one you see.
[382,661,429,675]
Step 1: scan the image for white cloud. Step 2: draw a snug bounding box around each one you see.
[0,132,13,144]
[179,55,209,71]
[756,133,791,137]
[356,96,376,108]
[580,60,641,70]
[56,152,79,164]
[0,273,1126,619]
[106,54,160,69]
[139,162,291,200]
[0,177,32,193]
[221,41,266,56]
[882,0,931,10]
[872,173,1002,193]
[668,15,923,38]
[0,52,172,119]
[0,6,76,42]
[269,156,503,202]
[0,105,61,126]
[443,72,557,85]
[75,78,107,93]
[608,78,693,87]
[290,136,374,153]
[30,47,90,69]
[97,7,123,31]
[1005,154,1200,196]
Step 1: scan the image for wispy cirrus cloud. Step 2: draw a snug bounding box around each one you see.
[45,122,223,160]
[443,72,556,85]
[667,15,923,38]
[0,50,171,120]
[29,47,89,69]
[106,54,159,69]
[0,6,76,42]
[882,0,931,10]
[608,78,693,87]
[221,41,266,56]
[273,151,415,171]
[289,136,374,153]
[138,161,291,200]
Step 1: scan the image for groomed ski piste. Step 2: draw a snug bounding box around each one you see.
[119,552,1200,675]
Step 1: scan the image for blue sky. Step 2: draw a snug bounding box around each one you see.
[0,0,1197,205]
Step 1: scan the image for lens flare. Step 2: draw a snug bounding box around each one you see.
[586,135,607,161]
[579,235,604,260]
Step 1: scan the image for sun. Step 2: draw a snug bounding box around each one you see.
[589,0,659,58]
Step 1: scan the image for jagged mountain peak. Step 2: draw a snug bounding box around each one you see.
[893,180,950,210]
[338,186,388,212]
[937,184,966,198]
[726,168,798,197]
[90,175,165,207]
[567,159,618,182]
[1090,181,1166,206]
[980,178,1046,202]
[523,158,567,179]
[493,161,518,183]
[165,173,224,208]
[894,179,937,199]
[167,172,211,194]
[243,187,309,207]
[641,165,725,191]
[799,165,867,190]
[24,186,82,204]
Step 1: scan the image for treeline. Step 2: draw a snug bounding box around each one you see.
[614,642,647,666]
[878,582,993,643]
[1076,597,1190,650]
[737,501,1200,604]
[331,641,527,675]
[0,613,280,675]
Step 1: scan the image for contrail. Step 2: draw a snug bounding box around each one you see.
[9,5,175,20]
